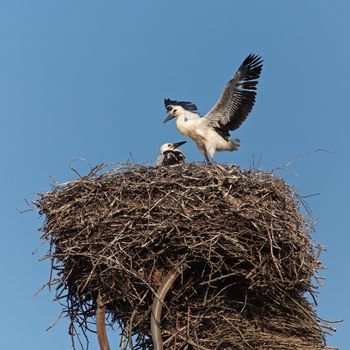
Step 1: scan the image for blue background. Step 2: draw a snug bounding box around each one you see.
[0,1,348,348]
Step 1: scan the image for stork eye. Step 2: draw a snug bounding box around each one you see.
[173,109,177,113]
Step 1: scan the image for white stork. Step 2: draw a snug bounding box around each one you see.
[163,54,263,162]
[156,141,186,166]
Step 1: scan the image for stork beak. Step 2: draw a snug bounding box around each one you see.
[173,141,186,149]
[163,113,175,123]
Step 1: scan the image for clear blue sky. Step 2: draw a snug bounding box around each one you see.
[0,1,348,348]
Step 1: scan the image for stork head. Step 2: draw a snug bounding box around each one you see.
[163,105,185,123]
[160,141,186,153]
[163,98,198,123]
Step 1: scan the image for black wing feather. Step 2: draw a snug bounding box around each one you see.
[162,150,186,165]
[164,98,198,112]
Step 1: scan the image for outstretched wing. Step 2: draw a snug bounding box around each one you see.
[164,98,198,112]
[204,54,263,132]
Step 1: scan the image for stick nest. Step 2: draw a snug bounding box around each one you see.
[35,163,332,349]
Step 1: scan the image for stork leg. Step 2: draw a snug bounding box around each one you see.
[204,152,211,164]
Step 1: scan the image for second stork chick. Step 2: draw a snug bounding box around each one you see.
[156,141,186,166]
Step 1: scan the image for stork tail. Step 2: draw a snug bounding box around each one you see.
[229,138,240,151]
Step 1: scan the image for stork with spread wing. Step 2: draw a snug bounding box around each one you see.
[163,54,263,162]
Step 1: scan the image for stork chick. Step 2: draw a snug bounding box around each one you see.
[163,54,263,162]
[156,141,186,166]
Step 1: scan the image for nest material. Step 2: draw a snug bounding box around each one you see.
[36,163,331,349]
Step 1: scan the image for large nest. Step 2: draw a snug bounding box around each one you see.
[35,164,332,349]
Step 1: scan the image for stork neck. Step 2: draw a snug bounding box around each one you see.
[176,113,187,127]
[183,110,199,121]
[175,114,188,135]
